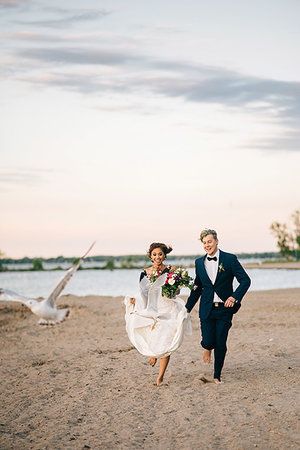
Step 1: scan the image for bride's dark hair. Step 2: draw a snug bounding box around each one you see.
[147,243,173,259]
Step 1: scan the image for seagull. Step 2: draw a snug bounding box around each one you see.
[0,242,95,325]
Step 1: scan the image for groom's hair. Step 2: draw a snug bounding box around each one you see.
[199,229,218,241]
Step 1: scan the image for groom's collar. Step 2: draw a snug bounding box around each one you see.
[205,249,220,259]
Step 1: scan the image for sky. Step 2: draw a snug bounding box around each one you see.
[1,0,300,257]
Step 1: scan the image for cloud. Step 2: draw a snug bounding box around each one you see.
[0,0,27,7]
[10,42,300,152]
[18,46,300,120]
[27,72,110,94]
[19,47,140,66]
[145,73,300,122]
[14,8,110,28]
[2,30,159,48]
[245,130,300,152]
[0,168,54,189]
[5,31,60,41]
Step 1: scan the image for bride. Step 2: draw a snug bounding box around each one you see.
[124,243,192,386]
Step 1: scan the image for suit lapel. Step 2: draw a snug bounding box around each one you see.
[200,255,213,286]
[213,249,224,285]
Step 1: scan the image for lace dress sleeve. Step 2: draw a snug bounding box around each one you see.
[139,270,147,282]
[137,270,150,310]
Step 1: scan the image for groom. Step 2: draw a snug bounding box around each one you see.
[185,229,251,383]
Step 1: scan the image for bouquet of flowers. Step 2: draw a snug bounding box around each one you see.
[162,267,193,298]
[150,267,193,299]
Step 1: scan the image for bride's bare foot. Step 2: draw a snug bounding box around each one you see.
[214,378,224,384]
[203,349,211,363]
[149,357,157,367]
[156,376,163,386]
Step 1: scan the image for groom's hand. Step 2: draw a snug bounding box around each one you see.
[224,296,236,307]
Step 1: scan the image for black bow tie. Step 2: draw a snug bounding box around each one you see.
[207,256,217,261]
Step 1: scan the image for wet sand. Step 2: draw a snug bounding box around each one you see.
[0,288,299,449]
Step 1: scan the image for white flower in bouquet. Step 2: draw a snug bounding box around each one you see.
[161,267,194,298]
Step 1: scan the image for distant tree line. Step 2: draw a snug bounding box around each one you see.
[0,254,149,265]
[0,250,4,272]
[0,252,281,265]
[270,208,300,260]
[0,250,282,272]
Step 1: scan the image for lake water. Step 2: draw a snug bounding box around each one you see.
[0,268,299,299]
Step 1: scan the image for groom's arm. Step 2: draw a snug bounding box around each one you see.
[185,272,202,312]
[230,255,251,303]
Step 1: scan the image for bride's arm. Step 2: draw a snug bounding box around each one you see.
[135,269,148,309]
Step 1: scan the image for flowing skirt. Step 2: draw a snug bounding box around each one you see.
[124,294,192,358]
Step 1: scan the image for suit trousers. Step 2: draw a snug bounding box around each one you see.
[200,304,233,380]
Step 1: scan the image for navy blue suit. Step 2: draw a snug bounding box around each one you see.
[185,250,251,380]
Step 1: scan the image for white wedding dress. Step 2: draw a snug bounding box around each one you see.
[124,268,192,358]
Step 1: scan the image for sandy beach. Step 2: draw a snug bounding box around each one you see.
[0,288,299,449]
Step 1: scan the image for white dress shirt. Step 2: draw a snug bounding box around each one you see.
[204,249,223,303]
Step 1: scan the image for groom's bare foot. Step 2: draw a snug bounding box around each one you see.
[203,350,211,363]
[214,378,224,384]
[149,357,157,367]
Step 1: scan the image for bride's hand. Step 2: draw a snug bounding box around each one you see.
[175,288,180,296]
[129,297,136,305]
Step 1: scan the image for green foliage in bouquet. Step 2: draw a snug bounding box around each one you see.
[162,267,193,299]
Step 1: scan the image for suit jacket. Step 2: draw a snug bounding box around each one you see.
[185,250,251,320]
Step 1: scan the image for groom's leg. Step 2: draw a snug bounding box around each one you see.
[213,312,233,380]
[200,316,216,350]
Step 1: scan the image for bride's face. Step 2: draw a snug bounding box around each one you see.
[151,248,165,265]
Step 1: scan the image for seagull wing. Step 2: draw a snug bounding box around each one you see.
[0,288,31,304]
[45,241,96,307]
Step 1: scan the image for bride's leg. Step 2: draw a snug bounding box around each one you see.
[149,357,157,366]
[157,356,170,386]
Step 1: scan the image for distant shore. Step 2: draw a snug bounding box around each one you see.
[1,260,300,272]
[244,261,300,269]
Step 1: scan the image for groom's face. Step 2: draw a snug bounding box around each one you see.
[202,234,218,256]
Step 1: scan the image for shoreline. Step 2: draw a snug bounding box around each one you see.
[1,288,299,449]
[1,261,300,273]
[244,261,300,269]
